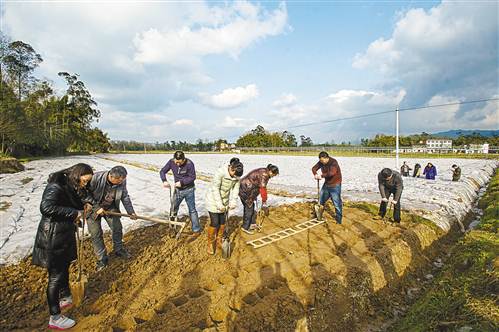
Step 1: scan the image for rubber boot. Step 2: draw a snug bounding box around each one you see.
[216,224,226,250]
[207,226,216,255]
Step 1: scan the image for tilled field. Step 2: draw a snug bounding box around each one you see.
[0,201,458,332]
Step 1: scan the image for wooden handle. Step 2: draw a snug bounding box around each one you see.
[104,211,185,227]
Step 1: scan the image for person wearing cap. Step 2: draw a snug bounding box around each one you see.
[451,164,461,181]
[377,168,404,223]
[238,164,279,234]
[205,158,244,254]
[160,151,201,237]
[312,151,343,224]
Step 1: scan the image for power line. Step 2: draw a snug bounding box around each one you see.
[285,97,498,130]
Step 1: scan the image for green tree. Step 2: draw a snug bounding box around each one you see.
[3,41,42,100]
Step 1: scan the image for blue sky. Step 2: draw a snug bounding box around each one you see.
[2,1,497,143]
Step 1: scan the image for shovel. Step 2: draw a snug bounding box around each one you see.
[105,211,186,239]
[70,211,88,307]
[383,201,393,224]
[221,209,232,259]
[313,179,323,221]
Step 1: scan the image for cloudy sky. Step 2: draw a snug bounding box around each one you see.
[2,0,497,143]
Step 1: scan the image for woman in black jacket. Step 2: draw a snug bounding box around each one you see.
[32,163,93,330]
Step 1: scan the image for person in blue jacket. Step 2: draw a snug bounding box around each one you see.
[423,162,437,180]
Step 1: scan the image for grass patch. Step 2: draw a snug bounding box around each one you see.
[347,201,379,215]
[20,177,34,185]
[390,169,499,332]
[0,201,12,211]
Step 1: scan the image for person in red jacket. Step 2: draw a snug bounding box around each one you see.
[238,164,279,234]
[312,151,343,224]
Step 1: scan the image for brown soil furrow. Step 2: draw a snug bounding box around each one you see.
[1,201,449,332]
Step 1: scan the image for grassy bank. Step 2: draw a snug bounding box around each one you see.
[390,170,499,332]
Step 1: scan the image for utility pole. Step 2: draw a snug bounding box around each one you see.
[395,106,400,169]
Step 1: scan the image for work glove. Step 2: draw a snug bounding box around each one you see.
[392,201,398,205]
[130,213,138,220]
[175,181,182,188]
[262,204,270,217]
[163,181,170,188]
[381,198,388,203]
[83,203,93,214]
[74,210,83,227]
[314,174,322,180]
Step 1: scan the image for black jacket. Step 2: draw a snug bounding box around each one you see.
[32,173,83,268]
[378,170,404,202]
[85,171,135,214]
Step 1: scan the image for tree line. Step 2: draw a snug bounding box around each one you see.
[0,34,110,157]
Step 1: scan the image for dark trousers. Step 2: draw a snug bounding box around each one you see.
[208,212,227,228]
[379,188,402,222]
[47,261,71,315]
[241,199,257,230]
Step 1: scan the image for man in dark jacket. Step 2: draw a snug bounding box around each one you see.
[312,151,343,224]
[452,164,461,181]
[86,166,136,270]
[160,151,200,236]
[378,168,403,223]
[400,161,412,177]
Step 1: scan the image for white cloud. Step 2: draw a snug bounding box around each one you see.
[133,2,289,64]
[220,116,252,128]
[173,119,194,126]
[199,84,259,109]
[272,93,297,108]
[2,1,287,120]
[352,1,498,106]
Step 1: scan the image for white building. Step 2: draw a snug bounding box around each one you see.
[465,143,489,154]
[426,139,452,153]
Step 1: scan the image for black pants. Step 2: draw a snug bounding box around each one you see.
[208,212,226,228]
[47,261,71,315]
[379,188,402,222]
[241,199,257,230]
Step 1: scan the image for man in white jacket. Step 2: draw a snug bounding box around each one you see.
[205,158,243,254]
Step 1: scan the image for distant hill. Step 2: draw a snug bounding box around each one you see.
[432,129,499,138]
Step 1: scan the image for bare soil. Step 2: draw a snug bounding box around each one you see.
[0,201,458,331]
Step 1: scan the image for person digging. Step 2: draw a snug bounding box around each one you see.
[160,151,201,238]
[85,166,137,271]
[239,164,279,234]
[311,151,343,224]
[205,158,243,254]
[377,168,403,223]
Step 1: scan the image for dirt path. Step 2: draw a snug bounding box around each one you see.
[1,201,455,331]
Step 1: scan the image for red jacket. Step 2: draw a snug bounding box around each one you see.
[312,158,342,186]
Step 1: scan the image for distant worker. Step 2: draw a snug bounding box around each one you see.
[377,168,403,223]
[205,158,243,254]
[312,151,343,224]
[423,162,437,180]
[452,164,461,181]
[160,151,201,238]
[400,161,412,177]
[413,163,422,178]
[239,164,279,234]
